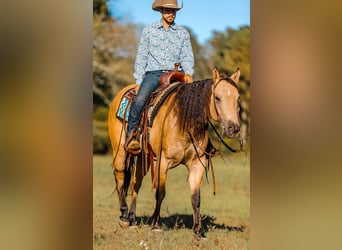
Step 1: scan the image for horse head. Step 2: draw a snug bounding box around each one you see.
[209,68,241,138]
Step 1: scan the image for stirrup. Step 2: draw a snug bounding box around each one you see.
[125,131,141,155]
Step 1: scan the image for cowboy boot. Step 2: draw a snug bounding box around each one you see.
[125,130,141,155]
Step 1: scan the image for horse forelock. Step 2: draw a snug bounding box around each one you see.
[175,79,213,140]
[219,76,238,89]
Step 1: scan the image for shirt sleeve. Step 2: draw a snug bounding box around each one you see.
[179,30,194,76]
[133,29,149,84]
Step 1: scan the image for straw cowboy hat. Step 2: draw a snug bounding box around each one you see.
[152,0,183,11]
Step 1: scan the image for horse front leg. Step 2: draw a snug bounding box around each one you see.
[151,184,166,231]
[113,149,131,227]
[188,162,206,238]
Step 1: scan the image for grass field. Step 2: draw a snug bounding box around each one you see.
[93,152,250,249]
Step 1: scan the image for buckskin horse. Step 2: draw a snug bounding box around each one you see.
[108,67,241,238]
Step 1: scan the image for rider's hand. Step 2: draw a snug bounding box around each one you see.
[184,74,193,83]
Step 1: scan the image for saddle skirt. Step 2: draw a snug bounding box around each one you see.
[116,87,136,121]
[116,82,182,128]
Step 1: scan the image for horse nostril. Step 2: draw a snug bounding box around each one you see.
[227,122,240,136]
[228,124,240,134]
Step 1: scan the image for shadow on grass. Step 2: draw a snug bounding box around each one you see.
[136,214,245,233]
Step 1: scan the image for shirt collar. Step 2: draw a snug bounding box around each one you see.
[156,20,177,30]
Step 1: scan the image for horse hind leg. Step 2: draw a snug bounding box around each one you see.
[127,154,144,227]
[113,152,131,227]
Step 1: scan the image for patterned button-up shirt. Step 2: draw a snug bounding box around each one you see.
[134,20,194,84]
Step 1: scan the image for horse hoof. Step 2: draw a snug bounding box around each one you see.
[193,235,207,244]
[193,232,207,240]
[118,219,129,228]
[199,236,208,240]
[151,226,163,232]
[129,225,139,229]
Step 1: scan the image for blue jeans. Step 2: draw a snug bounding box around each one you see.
[126,71,164,137]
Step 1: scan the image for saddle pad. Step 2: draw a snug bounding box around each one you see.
[116,88,135,121]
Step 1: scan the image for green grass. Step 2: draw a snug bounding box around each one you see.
[93,153,250,249]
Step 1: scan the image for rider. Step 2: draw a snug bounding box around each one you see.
[125,0,194,154]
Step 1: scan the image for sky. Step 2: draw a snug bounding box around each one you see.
[108,0,250,44]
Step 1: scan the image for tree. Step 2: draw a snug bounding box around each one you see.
[93,0,138,153]
[186,28,212,80]
[93,0,110,16]
[93,15,137,107]
[211,26,250,80]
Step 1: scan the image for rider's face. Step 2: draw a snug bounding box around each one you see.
[161,8,176,24]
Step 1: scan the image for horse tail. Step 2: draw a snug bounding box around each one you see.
[122,154,134,196]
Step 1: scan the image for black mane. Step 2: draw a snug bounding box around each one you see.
[175,79,213,140]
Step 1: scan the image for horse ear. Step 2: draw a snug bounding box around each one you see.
[230,68,241,84]
[212,67,221,84]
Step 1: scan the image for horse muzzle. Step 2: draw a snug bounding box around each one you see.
[225,122,240,138]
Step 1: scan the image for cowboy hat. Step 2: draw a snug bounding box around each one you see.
[152,0,183,11]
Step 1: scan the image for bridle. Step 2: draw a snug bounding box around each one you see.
[210,77,238,121]
[215,77,238,89]
[208,120,243,153]
[210,78,243,153]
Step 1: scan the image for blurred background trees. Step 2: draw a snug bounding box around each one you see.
[93,0,250,154]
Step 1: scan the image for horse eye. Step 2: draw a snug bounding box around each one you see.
[214,96,220,102]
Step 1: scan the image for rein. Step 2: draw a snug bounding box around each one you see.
[187,128,217,195]
[208,120,244,153]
